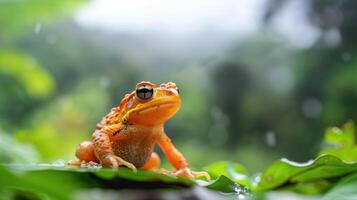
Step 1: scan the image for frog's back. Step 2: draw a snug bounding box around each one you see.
[95,92,135,130]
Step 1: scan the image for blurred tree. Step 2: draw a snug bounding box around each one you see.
[211,63,251,147]
[0,50,55,129]
[0,0,85,131]
[0,0,356,169]
[0,0,85,38]
[249,0,357,161]
[0,0,88,161]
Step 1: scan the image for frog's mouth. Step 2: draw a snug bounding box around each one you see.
[137,102,178,115]
[128,96,180,125]
[132,92,179,113]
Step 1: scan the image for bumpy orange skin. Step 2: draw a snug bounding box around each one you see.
[73,81,209,179]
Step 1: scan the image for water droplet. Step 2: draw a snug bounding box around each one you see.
[254,175,261,183]
[34,23,42,34]
[281,158,314,167]
[234,184,251,200]
[51,160,65,167]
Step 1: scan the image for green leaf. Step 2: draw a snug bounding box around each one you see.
[319,121,357,162]
[0,164,249,199]
[322,173,357,200]
[0,50,55,99]
[324,122,355,148]
[204,175,241,193]
[282,180,331,195]
[258,154,357,191]
[0,0,86,37]
[0,165,89,199]
[0,131,39,164]
[206,161,251,187]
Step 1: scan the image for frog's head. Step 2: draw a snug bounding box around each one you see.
[122,81,181,126]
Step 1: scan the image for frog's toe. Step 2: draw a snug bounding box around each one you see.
[67,160,81,167]
[107,155,137,172]
[174,167,210,180]
[107,155,119,168]
[150,168,175,176]
[115,156,137,172]
[192,171,211,181]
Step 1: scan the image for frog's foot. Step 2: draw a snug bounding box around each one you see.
[174,167,211,181]
[103,155,137,172]
[141,152,161,171]
[156,167,210,180]
[191,171,211,181]
[67,160,101,168]
[67,160,81,167]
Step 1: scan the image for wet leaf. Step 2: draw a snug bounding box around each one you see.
[258,154,357,191]
[206,161,251,187]
[0,50,55,99]
[0,164,247,199]
[0,165,89,199]
[319,121,357,162]
[322,173,357,200]
[281,180,331,195]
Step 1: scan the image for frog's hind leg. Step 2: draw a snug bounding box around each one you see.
[68,141,99,167]
[76,141,98,162]
[141,152,161,170]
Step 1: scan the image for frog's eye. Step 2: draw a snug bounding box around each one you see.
[136,85,154,100]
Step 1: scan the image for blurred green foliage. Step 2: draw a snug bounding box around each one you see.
[319,121,357,161]
[15,79,110,161]
[1,122,357,200]
[0,130,39,164]
[0,0,356,199]
[0,0,85,37]
[0,0,355,170]
[0,50,54,99]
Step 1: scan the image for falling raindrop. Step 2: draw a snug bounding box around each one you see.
[47,35,58,45]
[99,76,110,88]
[265,131,276,147]
[323,28,341,48]
[208,107,229,146]
[268,67,295,94]
[302,97,322,118]
[341,52,352,62]
[34,23,42,34]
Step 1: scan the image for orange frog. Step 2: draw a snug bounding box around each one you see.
[70,81,209,179]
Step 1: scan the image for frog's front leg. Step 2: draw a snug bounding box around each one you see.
[158,133,210,180]
[141,152,161,170]
[92,124,136,171]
